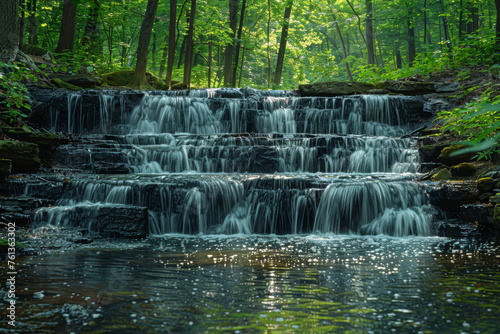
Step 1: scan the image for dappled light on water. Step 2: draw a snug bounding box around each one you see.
[1,236,499,333]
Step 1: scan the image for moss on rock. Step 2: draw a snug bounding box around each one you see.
[439,145,474,164]
[3,126,59,147]
[51,78,83,91]
[477,177,495,192]
[100,70,169,89]
[431,168,452,181]
[0,140,40,173]
[450,162,477,177]
[494,204,500,225]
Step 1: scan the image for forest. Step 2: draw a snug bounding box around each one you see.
[0,0,500,156]
[0,0,499,88]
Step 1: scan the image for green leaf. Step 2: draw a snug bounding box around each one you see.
[450,136,500,157]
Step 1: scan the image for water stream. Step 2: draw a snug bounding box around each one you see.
[2,88,499,332]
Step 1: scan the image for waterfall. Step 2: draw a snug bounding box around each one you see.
[34,88,434,237]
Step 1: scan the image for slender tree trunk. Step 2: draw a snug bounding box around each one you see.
[407,2,416,66]
[0,0,19,61]
[238,45,246,87]
[266,0,271,89]
[365,0,375,65]
[183,0,196,87]
[424,0,428,44]
[376,37,385,67]
[345,0,367,47]
[28,0,38,45]
[439,0,453,51]
[334,18,353,82]
[223,0,240,87]
[177,35,186,69]
[19,0,26,50]
[82,0,100,61]
[208,41,212,88]
[496,0,500,54]
[273,0,293,86]
[232,0,247,87]
[54,0,77,53]
[129,0,159,89]
[166,0,177,88]
[396,49,402,69]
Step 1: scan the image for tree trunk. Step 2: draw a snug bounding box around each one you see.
[208,41,212,88]
[28,0,38,45]
[439,0,453,51]
[334,18,353,82]
[266,0,271,89]
[82,0,100,58]
[166,0,177,88]
[223,0,240,87]
[183,0,196,87]
[424,0,428,44]
[496,0,500,53]
[54,0,77,53]
[19,0,26,50]
[365,0,375,65]
[232,0,247,87]
[238,45,246,87]
[396,48,402,69]
[0,0,19,61]
[273,0,293,86]
[407,2,416,66]
[129,0,159,89]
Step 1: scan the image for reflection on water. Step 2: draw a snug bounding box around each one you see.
[1,236,499,333]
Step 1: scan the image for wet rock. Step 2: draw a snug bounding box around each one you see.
[494,204,500,224]
[0,159,11,179]
[450,162,477,177]
[418,144,446,163]
[51,78,84,90]
[458,204,494,225]
[490,194,500,204]
[439,145,474,165]
[299,81,378,96]
[479,192,493,202]
[0,212,30,226]
[477,177,495,192]
[0,140,41,173]
[427,181,478,212]
[435,82,460,92]
[432,168,452,181]
[34,205,149,238]
[383,80,437,95]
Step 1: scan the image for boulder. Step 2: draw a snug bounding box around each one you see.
[494,204,500,225]
[51,78,83,90]
[48,73,101,89]
[450,162,477,177]
[298,81,378,96]
[383,80,437,95]
[438,145,474,164]
[419,144,446,163]
[0,140,40,173]
[0,159,11,178]
[477,177,495,192]
[3,126,59,147]
[431,168,452,181]
[490,194,500,204]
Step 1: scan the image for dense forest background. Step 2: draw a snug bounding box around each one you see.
[1,0,500,89]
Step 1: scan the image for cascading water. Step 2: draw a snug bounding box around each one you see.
[33,89,434,237]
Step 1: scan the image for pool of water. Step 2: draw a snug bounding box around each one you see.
[1,235,499,333]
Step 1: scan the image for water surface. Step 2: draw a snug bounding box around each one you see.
[1,235,499,333]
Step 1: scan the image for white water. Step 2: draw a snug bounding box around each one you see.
[36,89,433,237]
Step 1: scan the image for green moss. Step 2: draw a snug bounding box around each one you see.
[51,78,83,91]
[431,168,452,181]
[490,194,500,204]
[450,162,477,176]
[477,177,495,192]
[100,70,168,89]
[494,204,500,224]
[3,127,59,147]
[0,140,40,173]
[439,145,474,164]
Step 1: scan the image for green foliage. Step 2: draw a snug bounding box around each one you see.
[437,87,500,160]
[0,62,36,124]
